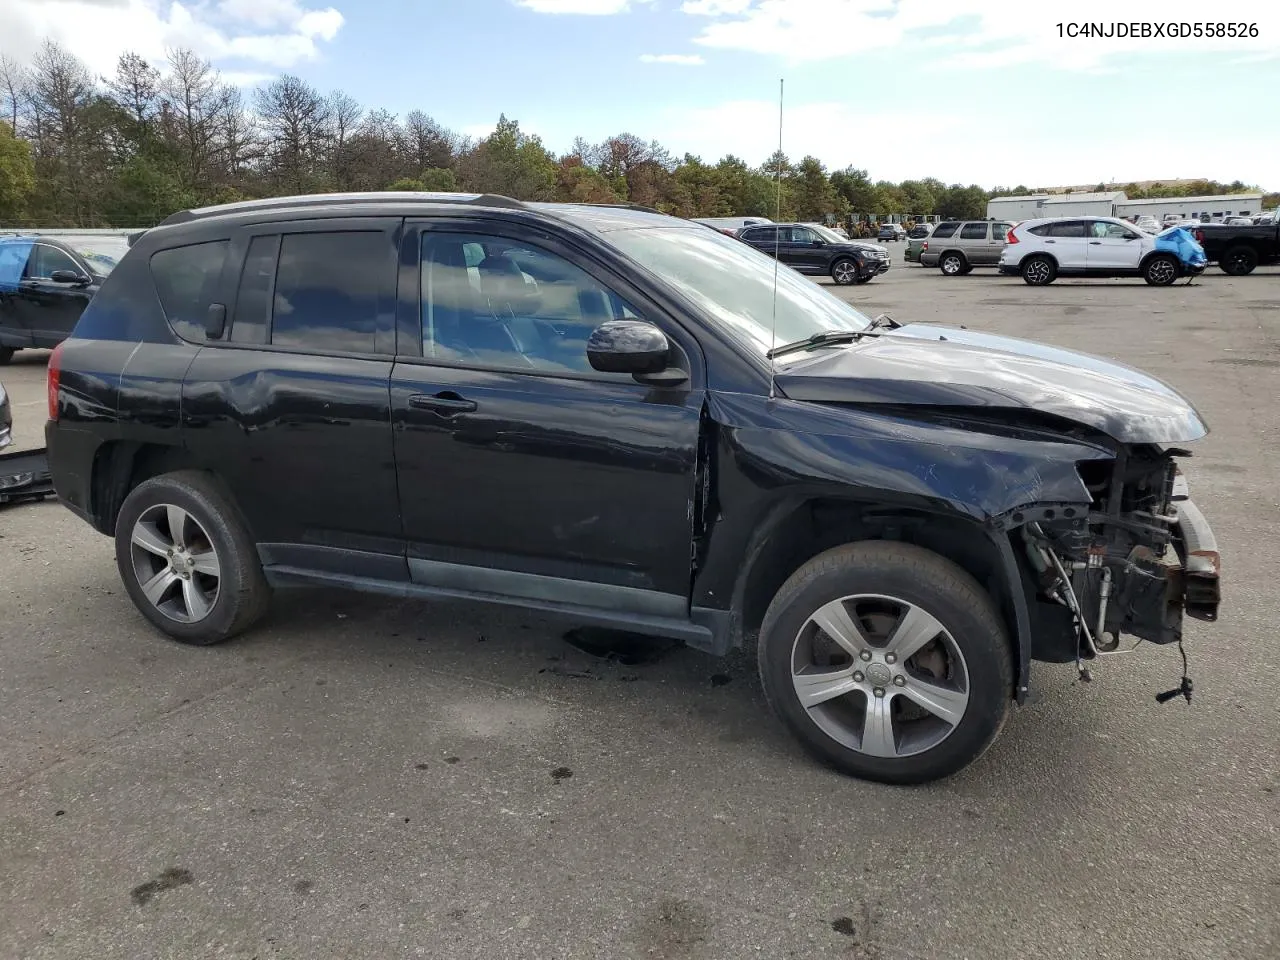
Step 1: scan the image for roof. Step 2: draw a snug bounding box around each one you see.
[988,192,1124,204]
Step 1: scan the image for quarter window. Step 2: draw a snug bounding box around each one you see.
[959,223,988,240]
[270,232,383,353]
[420,232,640,376]
[230,234,279,345]
[150,241,230,341]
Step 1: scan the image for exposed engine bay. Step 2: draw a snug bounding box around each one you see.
[1020,444,1221,670]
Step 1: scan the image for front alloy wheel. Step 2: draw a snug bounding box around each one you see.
[940,253,964,276]
[792,595,969,759]
[831,258,860,285]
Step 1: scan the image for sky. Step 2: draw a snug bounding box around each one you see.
[2,0,1278,190]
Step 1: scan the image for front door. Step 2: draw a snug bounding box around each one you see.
[1086,219,1145,270]
[390,220,705,614]
[16,243,93,345]
[787,226,826,272]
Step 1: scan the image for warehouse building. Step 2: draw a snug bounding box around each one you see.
[987,191,1264,223]
[1113,193,1263,222]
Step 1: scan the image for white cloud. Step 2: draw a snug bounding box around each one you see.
[681,0,1280,70]
[0,0,345,77]
[639,53,705,65]
[515,0,649,13]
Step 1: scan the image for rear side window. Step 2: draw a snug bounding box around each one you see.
[230,235,279,345]
[931,222,960,239]
[151,241,230,341]
[1047,221,1087,238]
[742,226,777,242]
[959,223,988,240]
[270,232,382,353]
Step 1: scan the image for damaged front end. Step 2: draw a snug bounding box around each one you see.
[1020,445,1220,673]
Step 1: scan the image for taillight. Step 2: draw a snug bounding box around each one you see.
[1194,228,1204,244]
[47,341,64,421]
[1006,229,1019,243]
[921,241,928,251]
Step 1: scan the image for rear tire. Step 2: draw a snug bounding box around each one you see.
[1143,254,1179,286]
[757,541,1012,785]
[114,470,271,645]
[1219,245,1258,276]
[939,252,966,276]
[1021,255,1056,285]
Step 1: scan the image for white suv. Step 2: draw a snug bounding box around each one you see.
[999,216,1200,286]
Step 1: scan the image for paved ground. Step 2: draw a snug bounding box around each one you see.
[2,251,1278,960]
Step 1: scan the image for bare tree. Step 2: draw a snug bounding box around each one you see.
[400,109,455,173]
[162,47,231,191]
[26,40,97,220]
[105,52,161,137]
[326,89,362,190]
[255,74,332,193]
[216,84,260,185]
[0,53,25,134]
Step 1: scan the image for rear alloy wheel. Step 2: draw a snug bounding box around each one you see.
[1219,245,1258,276]
[1021,255,1056,286]
[1143,254,1179,286]
[758,542,1012,784]
[939,253,966,276]
[830,258,860,285]
[115,470,271,645]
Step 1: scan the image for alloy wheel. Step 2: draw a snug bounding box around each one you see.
[130,503,222,623]
[790,594,970,758]
[942,256,961,275]
[833,261,857,283]
[1148,259,1176,284]
[1025,260,1050,284]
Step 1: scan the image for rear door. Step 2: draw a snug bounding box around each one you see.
[1086,219,1145,270]
[1042,220,1090,269]
[389,218,704,612]
[986,222,1012,264]
[957,222,991,262]
[179,218,405,577]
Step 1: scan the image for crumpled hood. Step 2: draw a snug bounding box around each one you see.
[773,323,1208,443]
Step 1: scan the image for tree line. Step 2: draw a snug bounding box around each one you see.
[0,41,1273,230]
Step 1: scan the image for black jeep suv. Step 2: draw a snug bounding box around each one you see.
[737,222,890,284]
[45,193,1221,784]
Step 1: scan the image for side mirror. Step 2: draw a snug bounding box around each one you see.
[51,269,89,285]
[811,239,824,247]
[587,319,671,376]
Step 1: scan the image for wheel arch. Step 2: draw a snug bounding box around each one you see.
[729,496,1029,697]
[938,248,968,265]
[90,441,233,535]
[1021,251,1059,269]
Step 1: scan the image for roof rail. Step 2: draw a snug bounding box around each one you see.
[158,191,527,227]
[567,201,663,214]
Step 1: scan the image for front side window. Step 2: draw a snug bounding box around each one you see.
[150,241,230,341]
[607,225,871,358]
[271,232,383,353]
[959,223,988,240]
[790,227,818,243]
[420,232,639,376]
[1091,220,1139,240]
[29,245,80,279]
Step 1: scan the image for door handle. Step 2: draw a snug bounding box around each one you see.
[1044,239,1056,244]
[1089,241,1102,245]
[408,392,477,415]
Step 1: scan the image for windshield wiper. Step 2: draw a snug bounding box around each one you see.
[766,314,902,360]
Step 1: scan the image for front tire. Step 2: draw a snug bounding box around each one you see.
[939,252,966,276]
[757,542,1012,785]
[1143,254,1179,286]
[1021,255,1056,285]
[830,258,859,285]
[114,470,271,645]
[1219,245,1258,276]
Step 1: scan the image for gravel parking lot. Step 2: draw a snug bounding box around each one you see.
[2,254,1278,960]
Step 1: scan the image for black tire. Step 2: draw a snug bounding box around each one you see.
[1143,253,1179,286]
[114,470,271,645]
[1219,245,1258,276]
[0,346,14,365]
[939,252,966,276]
[1021,255,1056,285]
[757,541,1012,785]
[958,263,974,275]
[853,274,873,284]
[830,258,860,285]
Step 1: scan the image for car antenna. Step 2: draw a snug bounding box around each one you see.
[769,77,784,401]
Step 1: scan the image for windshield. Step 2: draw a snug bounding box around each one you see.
[62,237,127,276]
[608,226,871,356]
